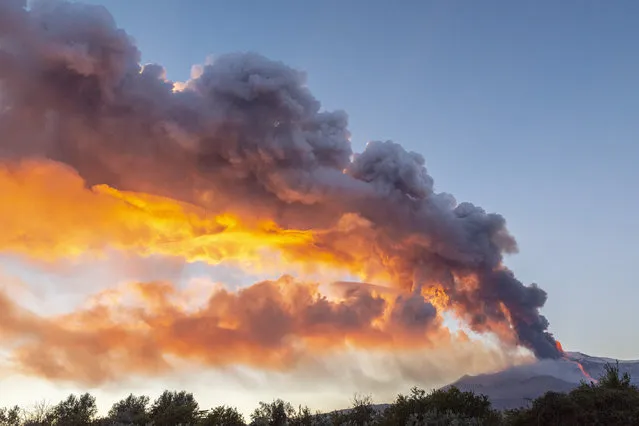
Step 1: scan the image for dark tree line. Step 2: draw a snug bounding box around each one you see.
[2,363,638,425]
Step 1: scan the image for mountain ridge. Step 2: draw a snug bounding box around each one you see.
[334,352,639,414]
[444,351,639,410]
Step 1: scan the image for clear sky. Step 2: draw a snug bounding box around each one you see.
[2,0,638,416]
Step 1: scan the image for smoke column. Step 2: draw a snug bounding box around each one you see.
[0,0,561,365]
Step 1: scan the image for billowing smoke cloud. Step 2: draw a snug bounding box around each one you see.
[0,0,560,366]
[0,275,451,385]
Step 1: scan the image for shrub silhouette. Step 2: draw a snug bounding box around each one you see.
[49,393,97,426]
[250,399,295,426]
[380,386,500,426]
[149,390,200,426]
[0,406,20,426]
[1,361,638,425]
[506,361,639,426]
[107,394,151,425]
[199,405,246,426]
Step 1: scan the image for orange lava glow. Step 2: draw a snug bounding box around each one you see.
[575,361,596,382]
[556,340,596,383]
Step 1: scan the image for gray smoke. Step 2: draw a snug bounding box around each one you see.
[0,0,561,359]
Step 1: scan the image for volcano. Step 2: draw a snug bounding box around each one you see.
[446,352,639,410]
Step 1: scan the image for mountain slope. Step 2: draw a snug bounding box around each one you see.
[446,352,639,410]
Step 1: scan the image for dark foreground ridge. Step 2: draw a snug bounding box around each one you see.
[2,356,638,425]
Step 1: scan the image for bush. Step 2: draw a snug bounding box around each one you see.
[200,405,246,426]
[107,394,151,425]
[49,393,97,426]
[250,399,295,426]
[0,406,21,426]
[150,390,200,426]
[3,361,638,426]
[506,361,639,426]
[380,387,500,426]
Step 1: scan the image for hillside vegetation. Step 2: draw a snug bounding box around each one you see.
[2,363,638,426]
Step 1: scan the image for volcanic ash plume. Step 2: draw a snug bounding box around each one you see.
[0,275,447,385]
[0,0,560,383]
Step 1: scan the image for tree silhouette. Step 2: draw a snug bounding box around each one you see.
[150,390,200,426]
[380,386,499,426]
[108,394,151,425]
[19,400,53,426]
[0,406,21,426]
[506,361,639,426]
[48,393,97,426]
[2,364,639,426]
[200,405,246,426]
[250,399,295,426]
[598,361,632,390]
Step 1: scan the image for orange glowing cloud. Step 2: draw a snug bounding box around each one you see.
[0,159,543,369]
[0,0,561,365]
[0,160,354,274]
[0,275,451,385]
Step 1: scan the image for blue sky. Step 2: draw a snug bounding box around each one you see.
[3,0,638,414]
[82,0,638,357]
